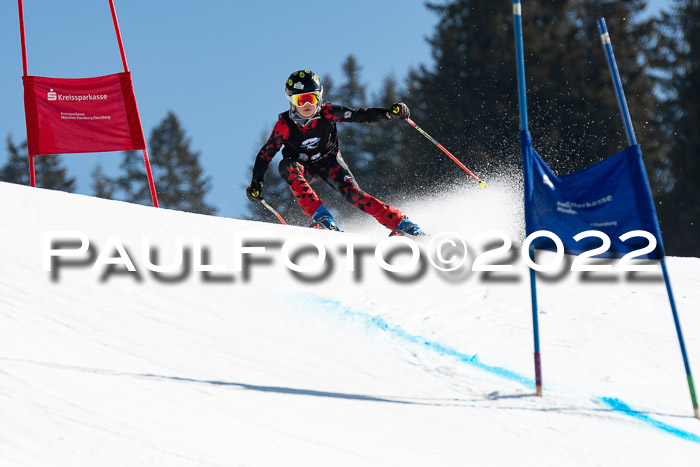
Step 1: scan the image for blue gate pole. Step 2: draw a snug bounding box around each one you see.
[598,18,699,419]
[597,18,637,146]
[514,0,529,132]
[514,0,542,397]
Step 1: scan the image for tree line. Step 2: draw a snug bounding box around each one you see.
[244,0,699,256]
[2,0,698,255]
[1,111,215,215]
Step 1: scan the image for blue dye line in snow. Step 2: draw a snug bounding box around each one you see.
[305,294,700,445]
[599,397,700,444]
[311,295,534,388]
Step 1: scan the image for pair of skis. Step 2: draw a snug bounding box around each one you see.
[263,201,418,237]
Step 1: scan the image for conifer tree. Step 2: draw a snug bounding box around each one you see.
[653,0,700,255]
[91,163,115,199]
[402,0,660,189]
[332,56,371,171]
[1,135,75,192]
[114,150,152,205]
[148,112,216,215]
[362,75,408,199]
[0,135,29,185]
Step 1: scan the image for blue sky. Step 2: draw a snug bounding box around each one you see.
[0,0,672,219]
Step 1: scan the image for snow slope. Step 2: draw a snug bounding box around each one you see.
[0,179,699,466]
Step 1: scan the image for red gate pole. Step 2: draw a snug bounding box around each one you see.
[108,0,129,72]
[140,150,160,208]
[18,0,37,187]
[18,0,28,77]
[29,156,36,187]
[108,0,159,208]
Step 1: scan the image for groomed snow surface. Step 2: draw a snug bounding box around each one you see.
[1,179,699,466]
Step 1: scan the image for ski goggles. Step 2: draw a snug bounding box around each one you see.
[289,92,320,107]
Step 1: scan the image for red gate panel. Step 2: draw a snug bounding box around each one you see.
[23,72,146,157]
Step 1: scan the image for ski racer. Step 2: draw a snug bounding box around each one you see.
[245,69,425,236]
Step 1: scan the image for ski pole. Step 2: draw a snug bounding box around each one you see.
[260,199,287,225]
[404,118,486,187]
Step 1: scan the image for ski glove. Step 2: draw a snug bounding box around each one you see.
[388,102,410,119]
[246,179,263,202]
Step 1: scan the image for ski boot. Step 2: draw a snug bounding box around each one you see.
[310,205,341,231]
[389,216,426,237]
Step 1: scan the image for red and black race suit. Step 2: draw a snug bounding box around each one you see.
[252,103,389,180]
[251,103,403,230]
